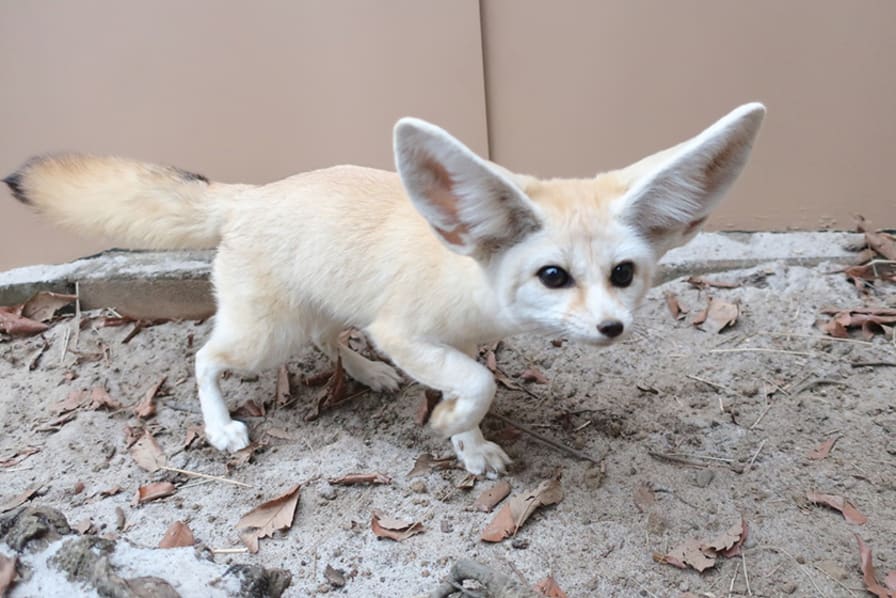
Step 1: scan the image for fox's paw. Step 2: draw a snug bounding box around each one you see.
[205,420,250,452]
[353,360,402,393]
[452,435,511,478]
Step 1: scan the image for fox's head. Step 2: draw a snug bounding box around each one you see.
[394,103,765,346]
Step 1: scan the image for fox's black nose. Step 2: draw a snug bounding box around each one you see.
[597,320,624,338]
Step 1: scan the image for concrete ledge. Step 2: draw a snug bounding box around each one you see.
[0,232,862,320]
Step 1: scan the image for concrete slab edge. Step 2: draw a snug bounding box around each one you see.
[0,232,862,319]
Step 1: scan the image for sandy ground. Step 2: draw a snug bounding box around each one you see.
[1,259,894,597]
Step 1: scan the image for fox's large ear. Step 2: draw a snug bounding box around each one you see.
[614,103,766,254]
[394,118,542,258]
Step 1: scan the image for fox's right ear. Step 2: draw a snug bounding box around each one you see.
[394,118,542,258]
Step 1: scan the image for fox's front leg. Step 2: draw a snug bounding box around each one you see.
[369,327,510,477]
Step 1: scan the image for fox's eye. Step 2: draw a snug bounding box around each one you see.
[610,261,635,287]
[537,265,573,289]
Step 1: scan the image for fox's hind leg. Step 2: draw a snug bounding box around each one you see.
[196,261,304,451]
[312,324,402,393]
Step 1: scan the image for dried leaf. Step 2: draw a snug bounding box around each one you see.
[73,518,94,534]
[21,291,77,322]
[633,483,656,513]
[456,474,477,490]
[705,519,748,558]
[481,477,563,542]
[370,510,424,541]
[133,377,166,419]
[520,367,549,385]
[264,427,296,441]
[329,473,392,486]
[158,520,195,548]
[534,575,568,598]
[415,389,441,426]
[306,360,348,421]
[0,306,48,336]
[129,431,167,472]
[0,554,16,596]
[408,453,457,478]
[686,276,740,289]
[0,485,41,513]
[89,386,122,410]
[807,436,839,460]
[856,216,896,261]
[472,480,511,513]
[807,491,868,525]
[655,538,717,572]
[53,389,89,414]
[133,482,176,505]
[0,446,40,468]
[235,485,301,553]
[655,518,748,571]
[275,365,291,406]
[664,291,687,320]
[324,564,346,588]
[226,444,258,469]
[232,399,266,418]
[886,571,896,593]
[855,535,894,598]
[182,424,204,449]
[696,297,739,334]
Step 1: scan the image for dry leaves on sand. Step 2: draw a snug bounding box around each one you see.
[235,484,301,553]
[275,365,291,407]
[232,399,266,418]
[0,306,47,336]
[0,446,40,469]
[520,367,549,385]
[856,216,896,261]
[305,359,350,422]
[129,430,167,472]
[21,291,77,322]
[370,511,424,541]
[534,575,568,598]
[820,306,896,340]
[472,480,511,513]
[855,535,896,598]
[481,477,563,543]
[133,482,176,506]
[0,554,17,596]
[158,520,195,548]
[686,276,740,289]
[807,491,868,525]
[133,377,166,419]
[329,473,392,486]
[654,518,748,572]
[664,291,687,320]
[408,454,458,478]
[0,485,42,513]
[692,297,739,334]
[807,436,839,460]
[0,291,77,337]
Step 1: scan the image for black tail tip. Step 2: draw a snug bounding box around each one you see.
[3,171,30,204]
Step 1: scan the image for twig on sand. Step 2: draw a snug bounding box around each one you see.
[727,560,741,598]
[763,546,829,598]
[489,412,601,466]
[211,547,249,554]
[159,465,251,488]
[742,553,753,596]
[747,439,767,471]
[851,360,896,368]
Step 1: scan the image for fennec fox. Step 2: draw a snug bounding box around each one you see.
[5,103,765,476]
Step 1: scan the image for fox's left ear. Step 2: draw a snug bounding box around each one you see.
[394,118,542,259]
[614,102,766,254]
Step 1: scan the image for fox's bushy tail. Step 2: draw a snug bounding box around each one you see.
[4,154,243,249]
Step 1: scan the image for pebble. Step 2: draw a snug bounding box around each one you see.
[511,538,529,549]
[409,480,428,494]
[781,581,798,594]
[317,483,337,501]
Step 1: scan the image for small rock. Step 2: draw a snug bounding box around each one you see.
[440,520,453,533]
[817,560,848,581]
[781,581,798,594]
[317,483,337,501]
[510,538,529,549]
[693,469,715,488]
[324,565,346,588]
[409,480,428,494]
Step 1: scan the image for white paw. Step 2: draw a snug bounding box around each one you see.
[353,361,402,392]
[452,437,511,478]
[205,420,250,452]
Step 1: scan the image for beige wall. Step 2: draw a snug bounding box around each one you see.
[2,1,894,270]
[481,0,896,231]
[0,0,487,269]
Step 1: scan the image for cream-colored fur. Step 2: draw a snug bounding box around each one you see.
[5,103,765,476]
